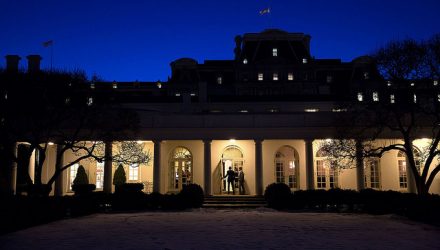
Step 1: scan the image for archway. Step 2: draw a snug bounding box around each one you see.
[274,146,299,190]
[213,145,244,194]
[169,147,192,192]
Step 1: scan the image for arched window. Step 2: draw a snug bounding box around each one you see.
[397,148,422,189]
[169,147,193,191]
[220,146,244,194]
[274,146,299,189]
[315,148,338,189]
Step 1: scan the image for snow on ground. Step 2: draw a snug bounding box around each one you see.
[1,208,439,250]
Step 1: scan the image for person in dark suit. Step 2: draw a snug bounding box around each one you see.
[238,167,245,195]
[224,166,235,194]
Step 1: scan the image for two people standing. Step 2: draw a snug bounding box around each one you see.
[224,166,245,195]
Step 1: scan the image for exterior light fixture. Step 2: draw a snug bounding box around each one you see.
[304,108,319,113]
[48,142,55,146]
[229,139,236,144]
[136,140,144,144]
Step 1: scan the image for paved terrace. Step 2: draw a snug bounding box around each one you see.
[1,209,439,249]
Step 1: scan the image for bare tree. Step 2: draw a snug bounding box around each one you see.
[321,35,440,196]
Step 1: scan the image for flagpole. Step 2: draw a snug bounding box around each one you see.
[50,43,53,72]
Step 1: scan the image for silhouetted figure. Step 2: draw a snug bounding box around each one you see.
[224,167,235,194]
[238,167,245,195]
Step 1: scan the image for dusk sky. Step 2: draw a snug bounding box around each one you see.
[1,0,439,81]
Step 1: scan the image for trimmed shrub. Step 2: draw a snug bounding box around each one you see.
[113,164,126,186]
[73,165,89,185]
[179,184,204,208]
[264,183,292,209]
[72,165,95,195]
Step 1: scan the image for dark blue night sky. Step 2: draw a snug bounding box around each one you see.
[1,0,439,81]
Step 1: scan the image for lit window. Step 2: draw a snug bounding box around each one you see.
[112,82,117,89]
[364,159,380,189]
[190,93,196,97]
[90,83,95,89]
[437,94,440,102]
[157,82,162,88]
[273,73,278,81]
[364,72,370,80]
[288,73,294,81]
[65,97,71,104]
[304,108,319,113]
[239,110,248,113]
[217,76,223,85]
[129,164,139,181]
[269,108,279,113]
[275,146,299,189]
[316,148,338,189]
[326,76,333,83]
[398,160,407,189]
[373,92,379,102]
[4,92,7,100]
[243,58,248,64]
[69,164,80,191]
[258,73,264,81]
[175,93,181,97]
[413,94,417,103]
[96,162,104,190]
[390,94,395,104]
[387,81,392,87]
[302,58,308,64]
[272,48,278,57]
[357,92,364,102]
[87,97,93,106]
[434,80,438,86]
[332,108,347,112]
[411,82,415,87]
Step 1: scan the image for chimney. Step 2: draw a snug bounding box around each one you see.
[5,55,21,73]
[26,55,42,73]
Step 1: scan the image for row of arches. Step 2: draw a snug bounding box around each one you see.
[166,145,424,193]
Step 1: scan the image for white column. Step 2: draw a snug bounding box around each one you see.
[103,141,113,194]
[29,149,35,183]
[153,140,162,193]
[255,139,263,196]
[203,140,212,196]
[305,139,315,190]
[356,140,365,190]
[6,142,18,195]
[54,144,65,196]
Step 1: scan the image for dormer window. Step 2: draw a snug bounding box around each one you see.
[364,72,370,80]
[302,58,308,64]
[90,83,95,89]
[243,58,248,64]
[373,92,379,102]
[258,73,264,81]
[326,76,333,83]
[273,73,279,81]
[288,73,294,81]
[217,76,223,85]
[112,81,118,89]
[272,48,278,57]
[87,97,93,106]
[390,94,395,104]
[434,80,438,86]
[357,92,364,102]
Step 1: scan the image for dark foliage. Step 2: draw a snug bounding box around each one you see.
[113,164,126,186]
[178,184,204,208]
[115,183,144,194]
[72,184,96,196]
[264,183,292,209]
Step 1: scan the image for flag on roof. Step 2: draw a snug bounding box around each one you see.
[259,7,271,15]
[42,40,53,47]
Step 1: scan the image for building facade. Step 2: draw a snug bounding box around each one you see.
[3,29,440,196]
